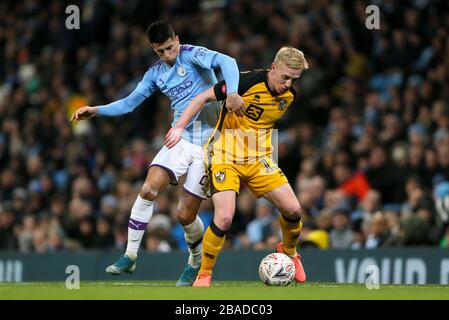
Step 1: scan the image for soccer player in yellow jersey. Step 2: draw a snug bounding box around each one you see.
[165,47,309,287]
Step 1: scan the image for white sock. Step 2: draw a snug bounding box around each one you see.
[125,195,154,259]
[183,216,204,268]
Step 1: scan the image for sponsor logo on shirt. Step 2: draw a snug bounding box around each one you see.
[166,79,193,100]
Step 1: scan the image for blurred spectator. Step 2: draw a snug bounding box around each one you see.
[350,219,366,250]
[383,207,402,245]
[99,194,118,219]
[364,211,392,248]
[145,214,174,252]
[414,196,445,245]
[113,224,128,251]
[94,217,115,249]
[32,228,48,254]
[434,181,449,226]
[230,188,256,240]
[0,203,17,250]
[329,207,354,249]
[144,233,172,253]
[78,218,96,249]
[351,190,382,222]
[365,145,405,203]
[17,215,35,253]
[246,198,276,249]
[48,227,65,252]
[400,215,431,246]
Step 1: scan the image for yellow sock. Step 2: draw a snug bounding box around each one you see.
[279,215,302,257]
[200,222,226,275]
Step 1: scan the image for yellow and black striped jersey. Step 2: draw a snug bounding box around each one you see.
[207,69,296,164]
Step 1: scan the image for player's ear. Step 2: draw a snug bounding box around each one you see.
[175,35,180,44]
[271,63,276,71]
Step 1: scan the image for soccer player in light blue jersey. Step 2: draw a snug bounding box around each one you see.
[71,21,244,286]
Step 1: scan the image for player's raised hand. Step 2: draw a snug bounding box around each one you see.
[165,127,184,149]
[225,92,245,117]
[70,106,98,123]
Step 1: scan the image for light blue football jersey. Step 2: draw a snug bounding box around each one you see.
[135,45,223,146]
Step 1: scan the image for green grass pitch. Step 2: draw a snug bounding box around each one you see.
[1,281,449,300]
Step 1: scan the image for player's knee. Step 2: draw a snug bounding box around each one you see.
[177,206,196,226]
[139,183,159,201]
[283,202,302,220]
[215,213,234,231]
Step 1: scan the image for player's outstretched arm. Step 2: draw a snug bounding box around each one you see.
[70,106,99,122]
[164,87,216,149]
[71,89,148,123]
[96,90,147,117]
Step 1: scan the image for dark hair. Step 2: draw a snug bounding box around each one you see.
[146,21,175,44]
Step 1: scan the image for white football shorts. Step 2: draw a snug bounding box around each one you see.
[150,138,208,199]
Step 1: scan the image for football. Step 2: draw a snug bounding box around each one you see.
[258,253,295,286]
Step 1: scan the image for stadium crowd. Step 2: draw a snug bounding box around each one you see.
[1,0,449,253]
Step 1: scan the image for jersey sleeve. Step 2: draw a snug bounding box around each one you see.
[183,44,240,94]
[134,67,158,98]
[96,89,147,116]
[182,45,218,69]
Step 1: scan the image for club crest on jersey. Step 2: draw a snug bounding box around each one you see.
[177,65,186,77]
[214,171,226,183]
[278,98,287,110]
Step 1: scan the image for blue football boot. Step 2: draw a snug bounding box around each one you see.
[176,264,200,286]
[106,255,136,275]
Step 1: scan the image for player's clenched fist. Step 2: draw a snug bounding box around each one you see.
[70,106,98,122]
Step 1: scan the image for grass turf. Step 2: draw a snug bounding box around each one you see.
[1,281,449,300]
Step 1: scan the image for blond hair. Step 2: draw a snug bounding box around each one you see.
[274,47,309,70]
